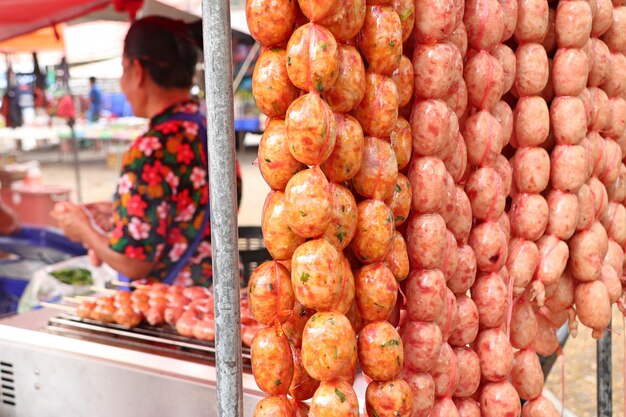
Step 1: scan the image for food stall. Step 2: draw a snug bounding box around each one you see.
[1,0,626,416]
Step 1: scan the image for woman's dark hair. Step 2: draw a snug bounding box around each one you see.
[123,16,202,89]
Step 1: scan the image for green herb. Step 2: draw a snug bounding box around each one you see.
[327,317,335,325]
[399,8,412,22]
[337,230,346,243]
[287,56,292,66]
[396,184,401,193]
[264,157,272,163]
[273,379,282,386]
[382,339,400,348]
[396,356,401,366]
[268,283,274,291]
[50,267,93,286]
[316,80,324,92]
[271,48,281,53]
[389,40,396,48]
[395,215,405,221]
[334,347,338,359]
[300,210,308,217]
[374,302,384,308]
[319,43,328,50]
[370,409,381,417]
[271,101,281,115]
[335,387,346,403]
[300,272,310,283]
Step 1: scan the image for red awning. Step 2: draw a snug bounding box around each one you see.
[0,0,143,42]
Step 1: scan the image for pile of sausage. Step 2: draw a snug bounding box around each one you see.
[247,0,626,413]
[75,284,264,345]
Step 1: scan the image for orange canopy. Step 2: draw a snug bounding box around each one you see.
[0,25,65,53]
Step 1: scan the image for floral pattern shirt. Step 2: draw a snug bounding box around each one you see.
[109,100,241,287]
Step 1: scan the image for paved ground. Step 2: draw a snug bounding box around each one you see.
[16,144,626,415]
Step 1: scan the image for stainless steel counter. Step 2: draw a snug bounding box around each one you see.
[0,309,264,417]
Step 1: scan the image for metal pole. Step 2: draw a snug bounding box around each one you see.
[597,322,612,417]
[200,2,243,417]
[69,121,83,203]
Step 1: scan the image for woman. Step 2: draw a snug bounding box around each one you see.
[52,16,241,287]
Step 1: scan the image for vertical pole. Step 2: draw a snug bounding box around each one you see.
[200,1,243,417]
[597,323,612,417]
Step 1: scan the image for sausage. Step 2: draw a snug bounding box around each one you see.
[600,263,622,303]
[322,184,358,251]
[535,235,569,290]
[253,396,294,417]
[353,72,399,138]
[575,280,612,338]
[507,238,539,296]
[551,144,588,193]
[384,173,412,227]
[510,300,539,350]
[258,121,305,191]
[358,321,404,381]
[509,193,549,241]
[351,199,395,263]
[263,191,306,261]
[318,0,366,41]
[605,97,626,141]
[449,23,468,59]
[469,221,509,272]
[286,23,339,93]
[576,183,596,232]
[389,117,413,171]
[405,213,447,270]
[405,269,447,322]
[309,381,360,417]
[499,0,518,42]
[290,346,319,401]
[282,301,315,348]
[357,6,403,75]
[600,6,626,53]
[286,93,337,166]
[510,349,544,401]
[366,378,413,417]
[588,38,611,87]
[291,238,343,310]
[544,268,576,313]
[401,371,435,417]
[464,51,504,111]
[413,0,456,43]
[512,147,550,194]
[600,202,626,245]
[600,140,623,187]
[447,245,478,294]
[588,87,611,132]
[592,0,614,37]
[550,96,587,146]
[301,311,357,382]
[601,52,626,97]
[251,326,294,395]
[491,45,516,96]
[355,263,399,322]
[453,347,481,398]
[297,0,339,21]
[391,56,414,109]
[513,96,550,148]
[454,398,481,417]
[555,0,592,49]
[434,288,459,342]
[320,114,365,183]
[411,100,454,157]
[545,189,580,240]
[514,0,549,43]
[430,343,459,398]
[464,0,505,50]
[514,43,549,98]
[285,167,332,238]
[470,272,508,328]
[474,328,513,381]
[384,232,410,281]
[330,254,356,316]
[553,48,589,97]
[248,261,295,325]
[352,136,398,200]
[392,0,416,41]
[522,396,561,417]
[606,164,626,203]
[588,176,610,220]
[604,240,624,276]
[465,167,506,221]
[429,398,461,417]
[541,8,557,55]
[443,133,468,183]
[246,0,297,47]
[323,45,366,113]
[413,43,460,100]
[401,321,443,373]
[252,48,300,118]
[569,222,609,282]
[463,111,504,167]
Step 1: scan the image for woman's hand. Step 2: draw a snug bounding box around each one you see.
[50,202,92,243]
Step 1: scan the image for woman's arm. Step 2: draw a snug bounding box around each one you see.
[51,202,155,280]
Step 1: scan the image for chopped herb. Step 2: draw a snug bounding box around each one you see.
[264,157,272,163]
[287,226,293,232]
[291,144,296,152]
[319,42,328,50]
[300,272,310,282]
[341,205,346,213]
[327,317,335,325]
[399,8,412,22]
[310,314,318,322]
[370,409,381,417]
[382,339,400,347]
[316,80,324,92]
[396,356,401,366]
[273,379,282,386]
[374,302,384,308]
[337,230,346,243]
[271,101,281,115]
[287,56,292,66]
[334,347,338,359]
[300,210,308,217]
[271,48,281,53]
[389,40,396,47]
[395,215,405,221]
[396,184,401,193]
[335,387,346,403]
[268,283,274,291]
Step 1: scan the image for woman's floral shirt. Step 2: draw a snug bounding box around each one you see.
[109,100,242,287]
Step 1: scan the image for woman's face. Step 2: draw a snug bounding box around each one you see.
[120,56,146,117]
